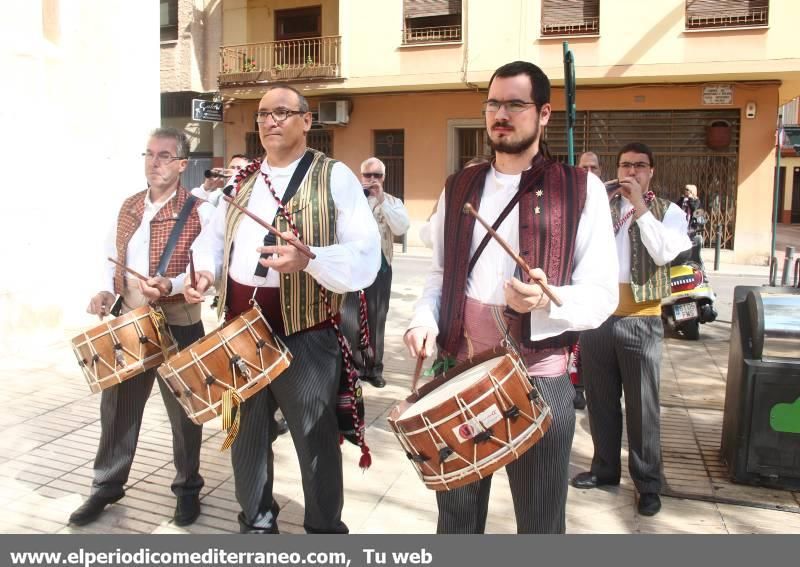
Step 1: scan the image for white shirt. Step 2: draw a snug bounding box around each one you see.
[192,154,381,294]
[409,167,619,342]
[369,193,410,264]
[614,196,691,282]
[102,189,213,296]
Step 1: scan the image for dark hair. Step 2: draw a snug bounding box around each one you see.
[263,83,310,113]
[488,61,550,111]
[616,142,655,168]
[230,154,248,161]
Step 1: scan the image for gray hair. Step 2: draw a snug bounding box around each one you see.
[150,127,189,158]
[264,83,310,113]
[360,157,386,175]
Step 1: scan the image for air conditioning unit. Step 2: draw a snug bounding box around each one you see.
[318,100,349,125]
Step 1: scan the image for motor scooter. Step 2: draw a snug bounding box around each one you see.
[661,209,717,340]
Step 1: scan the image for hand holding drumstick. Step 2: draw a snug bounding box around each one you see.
[462,204,563,312]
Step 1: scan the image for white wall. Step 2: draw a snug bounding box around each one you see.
[0,0,160,357]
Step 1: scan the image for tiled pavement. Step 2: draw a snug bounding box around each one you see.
[1,251,799,535]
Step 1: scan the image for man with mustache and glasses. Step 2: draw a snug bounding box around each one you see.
[571,142,690,517]
[404,61,618,534]
[186,84,380,534]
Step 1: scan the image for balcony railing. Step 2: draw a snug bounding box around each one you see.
[402,25,462,44]
[219,36,341,86]
[541,16,599,36]
[686,7,768,29]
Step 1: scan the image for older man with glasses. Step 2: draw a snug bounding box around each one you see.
[571,142,690,517]
[186,84,380,534]
[341,158,409,388]
[69,127,211,528]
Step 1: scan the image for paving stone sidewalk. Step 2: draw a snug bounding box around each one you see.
[1,252,799,534]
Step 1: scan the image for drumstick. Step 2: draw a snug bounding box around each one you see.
[107,257,149,283]
[222,195,316,260]
[188,249,197,290]
[462,203,563,307]
[410,336,427,395]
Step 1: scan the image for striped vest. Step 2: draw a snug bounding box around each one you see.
[438,155,587,355]
[611,195,672,302]
[217,150,343,335]
[113,186,201,305]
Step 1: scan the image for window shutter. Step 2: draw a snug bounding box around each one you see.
[404,0,461,18]
[685,0,769,28]
[541,0,600,35]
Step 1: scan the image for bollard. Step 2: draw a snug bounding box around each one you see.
[769,257,778,286]
[780,246,796,286]
[402,233,408,254]
[795,258,800,288]
[714,225,722,272]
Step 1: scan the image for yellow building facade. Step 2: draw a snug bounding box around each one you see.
[217,0,800,264]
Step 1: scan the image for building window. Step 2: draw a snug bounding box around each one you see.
[685,0,769,30]
[276,6,321,40]
[402,0,462,44]
[541,0,599,37]
[160,0,178,41]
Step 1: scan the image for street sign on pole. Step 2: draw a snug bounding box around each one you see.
[192,99,223,122]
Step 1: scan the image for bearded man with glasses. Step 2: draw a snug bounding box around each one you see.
[186,84,380,534]
[571,142,691,517]
[404,61,618,534]
[69,127,212,528]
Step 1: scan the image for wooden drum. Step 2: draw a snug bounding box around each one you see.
[71,306,177,394]
[388,347,552,491]
[158,306,291,425]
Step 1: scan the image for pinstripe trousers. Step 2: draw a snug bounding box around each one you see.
[580,315,663,494]
[91,322,205,499]
[436,374,576,534]
[231,326,348,534]
[340,263,393,380]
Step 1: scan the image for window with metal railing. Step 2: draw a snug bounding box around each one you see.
[402,0,462,44]
[685,0,769,30]
[541,0,599,37]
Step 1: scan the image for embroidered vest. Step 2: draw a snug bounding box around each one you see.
[113,186,201,305]
[218,150,343,335]
[438,155,587,356]
[611,195,672,302]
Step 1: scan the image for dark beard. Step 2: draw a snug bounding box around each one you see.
[488,130,538,155]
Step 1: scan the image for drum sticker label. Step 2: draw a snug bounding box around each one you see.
[453,404,503,443]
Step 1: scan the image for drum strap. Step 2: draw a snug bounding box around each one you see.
[254,150,315,278]
[155,195,198,276]
[466,180,540,277]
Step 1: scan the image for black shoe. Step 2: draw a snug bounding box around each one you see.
[68,493,124,526]
[173,494,201,526]
[362,375,386,388]
[275,417,289,436]
[570,471,620,490]
[637,492,661,516]
[573,390,586,410]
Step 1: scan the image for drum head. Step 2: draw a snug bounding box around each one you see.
[399,356,505,418]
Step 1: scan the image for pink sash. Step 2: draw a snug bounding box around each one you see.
[457,297,568,377]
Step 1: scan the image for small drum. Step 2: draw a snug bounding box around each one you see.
[158,306,291,425]
[71,305,177,394]
[388,347,552,491]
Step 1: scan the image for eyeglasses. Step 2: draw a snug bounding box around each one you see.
[362,172,384,179]
[255,108,305,123]
[142,152,186,163]
[618,161,651,171]
[482,100,537,114]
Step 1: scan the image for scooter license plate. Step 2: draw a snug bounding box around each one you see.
[673,302,698,322]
